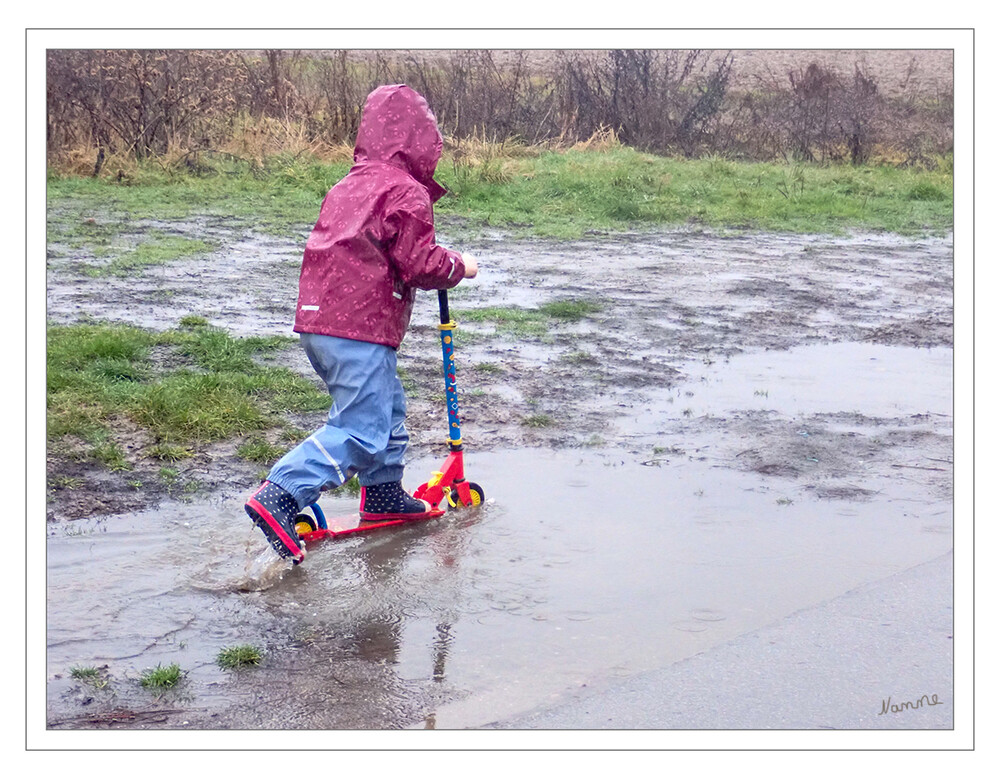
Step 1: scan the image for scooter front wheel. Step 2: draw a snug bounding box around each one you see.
[448,482,485,508]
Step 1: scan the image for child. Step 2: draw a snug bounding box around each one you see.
[245,84,478,562]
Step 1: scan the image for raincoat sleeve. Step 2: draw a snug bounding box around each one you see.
[384,186,466,290]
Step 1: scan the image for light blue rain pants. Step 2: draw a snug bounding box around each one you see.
[267,333,409,510]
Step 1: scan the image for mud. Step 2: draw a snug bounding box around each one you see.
[44,215,954,730]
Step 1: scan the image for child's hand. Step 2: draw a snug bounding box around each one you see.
[462,253,479,279]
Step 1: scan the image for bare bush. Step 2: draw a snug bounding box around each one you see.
[45,49,953,170]
[839,65,883,165]
[788,63,838,162]
[47,50,247,165]
[552,50,735,155]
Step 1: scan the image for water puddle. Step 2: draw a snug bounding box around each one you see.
[684,343,951,418]
[613,342,952,437]
[47,442,952,729]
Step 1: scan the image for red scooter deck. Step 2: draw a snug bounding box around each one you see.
[297,509,446,546]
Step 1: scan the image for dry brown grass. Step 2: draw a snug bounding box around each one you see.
[224,116,355,165]
[570,126,624,153]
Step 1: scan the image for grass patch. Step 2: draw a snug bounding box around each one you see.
[216,644,264,670]
[70,666,110,689]
[86,432,131,471]
[457,306,547,329]
[48,147,952,241]
[561,350,596,365]
[397,365,417,392]
[48,155,347,239]
[279,426,310,444]
[437,147,953,237]
[139,663,182,689]
[79,232,215,277]
[47,320,329,468]
[236,436,286,464]
[158,466,179,484]
[147,442,194,462]
[538,299,602,321]
[50,475,84,489]
[907,181,948,201]
[454,298,602,339]
[523,413,555,428]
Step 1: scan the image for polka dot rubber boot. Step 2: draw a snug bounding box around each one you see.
[360,481,434,521]
[245,481,306,563]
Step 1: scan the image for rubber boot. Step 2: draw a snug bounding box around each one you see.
[245,481,306,563]
[360,481,434,521]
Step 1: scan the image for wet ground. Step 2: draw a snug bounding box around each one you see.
[44,217,954,730]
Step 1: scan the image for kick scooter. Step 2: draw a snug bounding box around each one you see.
[293,289,484,545]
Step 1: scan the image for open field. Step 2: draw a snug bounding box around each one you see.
[527,49,953,97]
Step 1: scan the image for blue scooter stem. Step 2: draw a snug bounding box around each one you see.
[438,289,463,452]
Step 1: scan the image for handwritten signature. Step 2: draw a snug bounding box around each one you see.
[879,693,944,716]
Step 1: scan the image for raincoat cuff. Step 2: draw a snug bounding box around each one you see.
[452,252,469,282]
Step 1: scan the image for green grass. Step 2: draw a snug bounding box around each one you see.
[84,430,131,471]
[79,233,216,277]
[216,644,264,670]
[158,466,179,483]
[455,306,549,337]
[538,299,602,321]
[48,154,348,240]
[560,350,596,365]
[437,148,953,237]
[523,413,555,428]
[70,666,110,688]
[50,475,84,489]
[397,365,417,392]
[454,298,602,338]
[139,663,182,689]
[236,436,286,464]
[147,442,194,462]
[279,426,310,444]
[47,320,329,466]
[48,147,953,240]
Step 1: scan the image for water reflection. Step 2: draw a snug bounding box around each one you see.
[254,494,484,726]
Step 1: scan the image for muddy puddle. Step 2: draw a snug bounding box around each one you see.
[44,217,954,729]
[46,439,952,730]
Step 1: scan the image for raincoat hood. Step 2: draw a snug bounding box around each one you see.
[293,83,465,349]
[353,84,448,203]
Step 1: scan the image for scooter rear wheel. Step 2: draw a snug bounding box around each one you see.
[294,513,318,537]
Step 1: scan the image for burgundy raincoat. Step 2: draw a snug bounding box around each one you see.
[293,84,466,349]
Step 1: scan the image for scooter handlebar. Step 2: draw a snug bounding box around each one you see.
[438,289,451,325]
